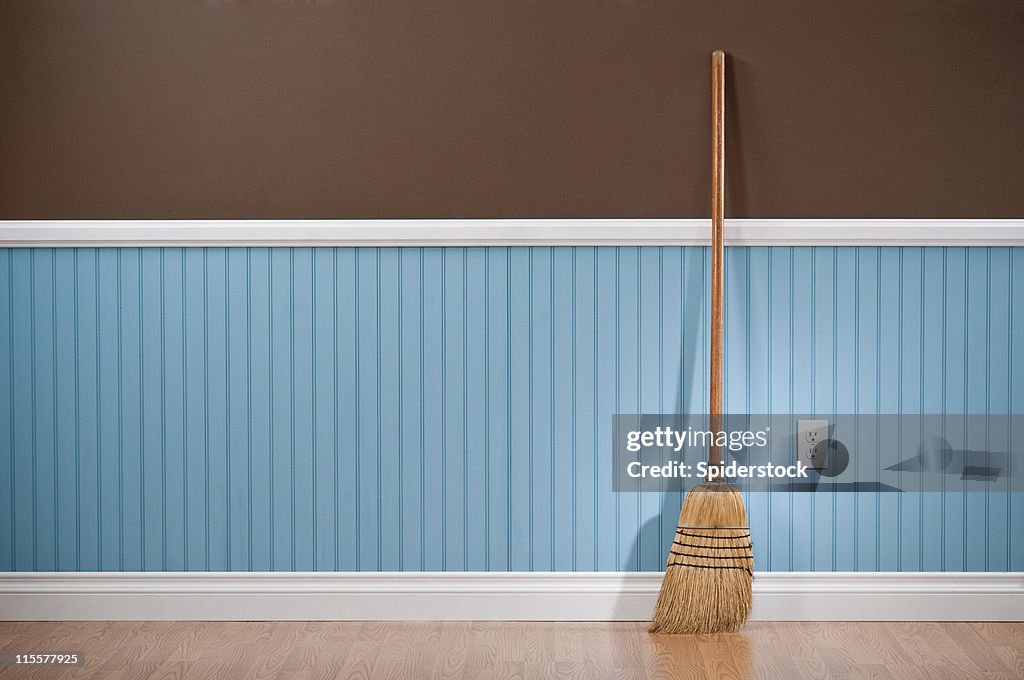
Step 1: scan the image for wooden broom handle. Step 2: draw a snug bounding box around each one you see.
[709,50,725,467]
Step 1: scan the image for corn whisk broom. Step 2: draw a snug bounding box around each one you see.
[649,50,754,635]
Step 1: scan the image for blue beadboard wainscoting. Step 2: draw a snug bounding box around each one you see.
[1,246,1022,573]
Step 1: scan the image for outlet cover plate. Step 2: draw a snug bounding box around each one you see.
[797,419,829,469]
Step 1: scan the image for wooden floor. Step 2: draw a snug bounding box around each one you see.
[0,621,1021,679]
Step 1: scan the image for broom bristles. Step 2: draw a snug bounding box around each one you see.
[649,480,753,634]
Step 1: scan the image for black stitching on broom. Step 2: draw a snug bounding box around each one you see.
[669,550,752,560]
[667,562,752,574]
[677,526,749,532]
[674,540,753,550]
[678,525,749,529]
[676,530,751,540]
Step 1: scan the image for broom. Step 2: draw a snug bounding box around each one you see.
[649,50,754,635]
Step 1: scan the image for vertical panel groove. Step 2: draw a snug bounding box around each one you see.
[958,249,966,569]
[809,247,819,567]
[225,252,232,571]
[483,251,490,572]
[246,249,253,571]
[921,246,929,569]
[463,249,469,571]
[897,247,903,572]
[549,248,555,571]
[875,247,881,571]
[1008,250,1014,568]
[311,252,317,571]
[288,250,295,571]
[852,249,859,571]
[376,248,383,571]
[985,249,991,571]
[527,249,533,571]
[571,249,578,572]
[593,248,599,572]
[159,250,167,570]
[8,251,15,570]
[266,253,273,571]
[398,250,405,571]
[99,249,107,569]
[73,251,81,571]
[940,248,947,570]
[831,249,838,571]
[1007,249,1015,569]
[420,249,427,571]
[440,250,447,571]
[52,251,59,570]
[137,251,143,570]
[507,246,516,569]
[770,246,774,569]
[30,251,37,570]
[352,253,359,569]
[788,247,794,571]
[201,252,214,568]
[635,248,642,571]
[613,249,620,569]
[331,249,339,572]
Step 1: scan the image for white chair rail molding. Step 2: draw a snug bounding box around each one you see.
[1,218,1023,247]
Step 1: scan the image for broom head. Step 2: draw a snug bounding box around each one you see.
[649,480,753,634]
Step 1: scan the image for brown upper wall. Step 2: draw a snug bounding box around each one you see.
[1,1,1022,219]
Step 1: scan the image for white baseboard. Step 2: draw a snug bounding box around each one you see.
[1,219,1022,247]
[0,572,1020,621]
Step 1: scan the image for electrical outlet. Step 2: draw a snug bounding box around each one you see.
[797,419,829,469]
